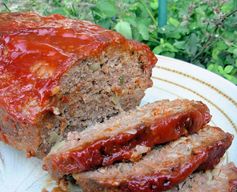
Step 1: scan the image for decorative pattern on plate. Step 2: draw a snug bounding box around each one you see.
[1,55,236,192]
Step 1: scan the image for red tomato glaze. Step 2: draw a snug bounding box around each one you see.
[0,12,157,124]
[119,133,233,192]
[44,104,211,178]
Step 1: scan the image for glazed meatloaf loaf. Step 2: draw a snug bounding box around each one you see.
[170,163,237,192]
[74,126,233,192]
[43,99,211,178]
[0,12,157,157]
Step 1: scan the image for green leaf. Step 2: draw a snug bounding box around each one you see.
[115,21,132,39]
[48,8,69,16]
[216,41,228,51]
[164,42,178,52]
[96,0,117,17]
[223,73,237,84]
[218,66,225,74]
[159,25,181,39]
[150,0,158,10]
[186,33,199,56]
[212,48,220,60]
[97,18,112,29]
[168,17,180,27]
[195,7,206,17]
[233,49,237,56]
[153,46,162,54]
[162,51,176,57]
[208,64,219,73]
[221,2,233,13]
[226,55,235,65]
[138,23,149,40]
[224,65,234,73]
[132,29,143,41]
[173,41,185,49]
[123,15,137,26]
[207,64,215,71]
[160,38,165,44]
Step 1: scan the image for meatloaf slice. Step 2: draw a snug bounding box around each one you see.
[0,12,157,157]
[43,99,211,178]
[74,126,233,192]
[170,163,237,192]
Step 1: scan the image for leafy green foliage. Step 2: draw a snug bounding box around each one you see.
[1,0,237,84]
[115,21,132,39]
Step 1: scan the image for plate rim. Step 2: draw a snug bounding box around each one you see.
[156,55,237,89]
[1,55,237,192]
[154,55,237,133]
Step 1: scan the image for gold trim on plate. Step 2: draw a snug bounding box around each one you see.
[156,65,237,109]
[152,76,237,132]
[152,86,182,98]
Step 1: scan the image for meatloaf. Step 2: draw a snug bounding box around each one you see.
[0,12,157,157]
[43,99,211,178]
[170,163,237,192]
[74,126,233,192]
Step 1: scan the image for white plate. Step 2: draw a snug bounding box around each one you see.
[0,55,237,192]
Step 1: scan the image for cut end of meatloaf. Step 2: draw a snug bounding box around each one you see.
[43,99,211,178]
[74,126,233,192]
[37,44,154,157]
[0,12,157,157]
[170,163,237,192]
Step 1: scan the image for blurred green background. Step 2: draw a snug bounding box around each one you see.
[1,0,237,84]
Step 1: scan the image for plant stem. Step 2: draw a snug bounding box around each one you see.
[192,8,237,62]
[139,0,157,26]
[3,3,11,12]
[150,37,159,43]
